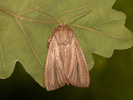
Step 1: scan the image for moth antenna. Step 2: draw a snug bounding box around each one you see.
[34,8,61,25]
[64,10,92,25]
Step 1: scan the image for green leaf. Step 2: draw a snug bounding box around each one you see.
[0,0,133,88]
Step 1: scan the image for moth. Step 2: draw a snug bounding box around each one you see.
[44,11,91,91]
[0,8,90,91]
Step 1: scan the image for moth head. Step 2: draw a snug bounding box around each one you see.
[59,23,65,27]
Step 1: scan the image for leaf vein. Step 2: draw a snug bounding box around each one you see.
[0,43,6,70]
[92,19,125,29]
[15,18,44,68]
[0,8,58,24]
[17,0,54,15]
[68,24,124,40]
[93,32,108,52]
[55,0,104,18]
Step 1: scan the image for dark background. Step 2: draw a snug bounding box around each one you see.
[0,0,133,100]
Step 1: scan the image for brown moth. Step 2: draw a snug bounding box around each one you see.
[0,8,90,91]
[45,15,90,91]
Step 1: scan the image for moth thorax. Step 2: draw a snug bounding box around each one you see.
[53,26,73,45]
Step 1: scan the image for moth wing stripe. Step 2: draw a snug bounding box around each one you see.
[45,37,66,91]
[68,36,90,87]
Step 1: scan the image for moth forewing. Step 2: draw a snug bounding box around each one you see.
[67,34,90,87]
[45,36,67,91]
[48,35,53,47]
[45,26,90,91]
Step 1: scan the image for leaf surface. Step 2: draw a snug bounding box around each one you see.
[0,0,133,87]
